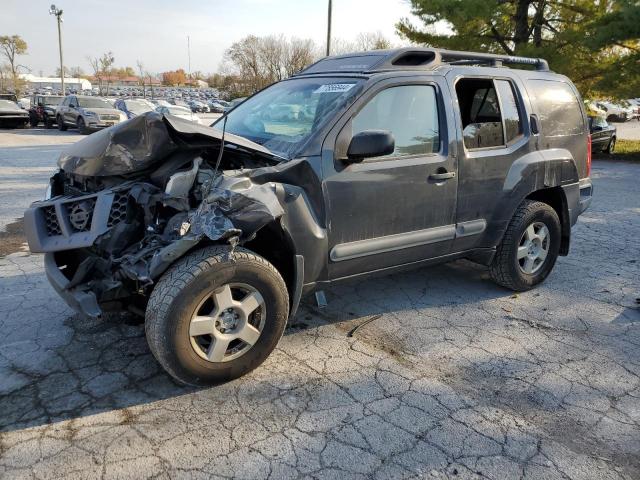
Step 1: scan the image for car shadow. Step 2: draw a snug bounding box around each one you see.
[0,259,504,433]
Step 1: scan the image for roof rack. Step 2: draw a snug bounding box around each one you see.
[297,48,550,76]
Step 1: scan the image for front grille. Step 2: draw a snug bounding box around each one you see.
[44,206,62,236]
[100,114,119,121]
[108,192,129,227]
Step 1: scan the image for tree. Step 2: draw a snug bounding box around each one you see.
[87,56,102,93]
[162,69,187,86]
[137,60,146,97]
[99,51,115,95]
[0,35,27,96]
[396,0,640,98]
[355,32,393,51]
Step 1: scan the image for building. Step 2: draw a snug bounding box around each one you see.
[20,73,92,92]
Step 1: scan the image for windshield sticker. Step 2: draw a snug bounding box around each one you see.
[313,83,355,94]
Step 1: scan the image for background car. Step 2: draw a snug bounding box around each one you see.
[28,94,63,128]
[589,115,617,153]
[114,98,155,119]
[596,101,633,122]
[156,105,202,124]
[56,95,127,134]
[0,99,29,128]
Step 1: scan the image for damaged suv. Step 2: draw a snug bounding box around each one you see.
[25,48,593,385]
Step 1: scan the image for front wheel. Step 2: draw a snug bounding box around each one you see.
[145,246,289,386]
[57,116,67,131]
[77,117,90,135]
[489,200,561,291]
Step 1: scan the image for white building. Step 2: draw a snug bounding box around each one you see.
[20,73,92,92]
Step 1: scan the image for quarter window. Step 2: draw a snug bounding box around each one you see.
[528,80,584,136]
[352,85,440,158]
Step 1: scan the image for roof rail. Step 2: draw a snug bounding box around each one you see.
[296,47,550,76]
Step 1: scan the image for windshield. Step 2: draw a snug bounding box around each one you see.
[42,96,62,106]
[0,100,18,109]
[125,100,154,114]
[214,77,363,158]
[77,98,113,109]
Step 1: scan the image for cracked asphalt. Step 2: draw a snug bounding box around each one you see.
[1,129,639,479]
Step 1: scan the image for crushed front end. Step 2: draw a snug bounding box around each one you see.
[24,112,286,319]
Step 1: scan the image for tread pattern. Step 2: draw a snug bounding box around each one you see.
[145,245,288,384]
[489,200,558,291]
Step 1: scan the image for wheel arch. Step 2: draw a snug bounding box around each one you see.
[525,187,571,255]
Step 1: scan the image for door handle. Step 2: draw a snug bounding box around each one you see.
[429,171,456,181]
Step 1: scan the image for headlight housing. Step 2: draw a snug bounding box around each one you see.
[84,110,97,117]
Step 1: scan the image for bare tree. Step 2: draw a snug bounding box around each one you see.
[136,60,146,97]
[87,56,102,94]
[284,38,316,77]
[99,51,115,95]
[0,35,28,96]
[355,31,393,51]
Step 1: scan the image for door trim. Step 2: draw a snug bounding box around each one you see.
[330,219,488,262]
[330,225,456,262]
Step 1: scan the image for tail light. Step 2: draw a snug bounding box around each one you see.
[587,134,592,177]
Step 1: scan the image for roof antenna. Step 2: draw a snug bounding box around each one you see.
[212,114,228,178]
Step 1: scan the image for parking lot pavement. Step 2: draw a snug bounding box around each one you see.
[611,120,640,140]
[1,132,639,479]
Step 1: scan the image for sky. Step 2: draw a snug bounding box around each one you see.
[1,0,419,77]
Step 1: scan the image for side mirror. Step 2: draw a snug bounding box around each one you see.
[346,130,395,163]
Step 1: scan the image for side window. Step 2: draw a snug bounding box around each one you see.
[61,97,69,107]
[456,79,504,149]
[456,78,523,149]
[495,80,523,145]
[352,85,440,158]
[528,80,584,136]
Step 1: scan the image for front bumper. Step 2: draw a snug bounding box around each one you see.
[44,252,101,319]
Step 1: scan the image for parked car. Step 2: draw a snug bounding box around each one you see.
[114,98,155,119]
[0,99,29,128]
[28,94,63,128]
[596,101,632,122]
[56,95,126,134]
[207,100,227,113]
[24,48,593,386]
[588,116,616,153]
[189,100,209,113]
[0,93,18,103]
[156,105,202,124]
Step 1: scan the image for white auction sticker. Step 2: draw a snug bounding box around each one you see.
[313,83,356,94]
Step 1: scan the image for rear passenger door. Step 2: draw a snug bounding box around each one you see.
[447,73,533,252]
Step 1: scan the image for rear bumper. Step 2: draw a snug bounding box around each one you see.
[578,179,593,215]
[44,252,102,319]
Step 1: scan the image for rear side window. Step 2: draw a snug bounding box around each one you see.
[455,78,523,150]
[352,85,440,157]
[528,80,584,136]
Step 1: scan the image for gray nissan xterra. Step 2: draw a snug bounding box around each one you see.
[25,48,593,385]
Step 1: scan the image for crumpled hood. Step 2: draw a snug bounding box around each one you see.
[57,111,280,177]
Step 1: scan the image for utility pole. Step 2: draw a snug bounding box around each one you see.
[326,0,332,56]
[49,4,65,94]
[187,35,191,87]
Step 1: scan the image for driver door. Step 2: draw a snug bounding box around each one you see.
[65,96,78,124]
[322,78,458,279]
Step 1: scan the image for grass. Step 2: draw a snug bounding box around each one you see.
[594,139,640,162]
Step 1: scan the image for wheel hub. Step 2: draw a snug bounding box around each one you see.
[217,308,240,333]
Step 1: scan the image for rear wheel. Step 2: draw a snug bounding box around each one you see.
[489,200,561,291]
[145,246,289,386]
[57,115,67,131]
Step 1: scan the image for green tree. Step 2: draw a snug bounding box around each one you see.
[0,35,27,96]
[397,0,640,98]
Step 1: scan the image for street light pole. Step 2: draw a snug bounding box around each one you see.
[326,0,332,56]
[49,4,64,94]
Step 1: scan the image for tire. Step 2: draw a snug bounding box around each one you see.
[29,116,39,128]
[489,200,561,292]
[44,116,53,129]
[605,136,616,154]
[77,117,89,135]
[145,246,289,386]
[57,115,67,131]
